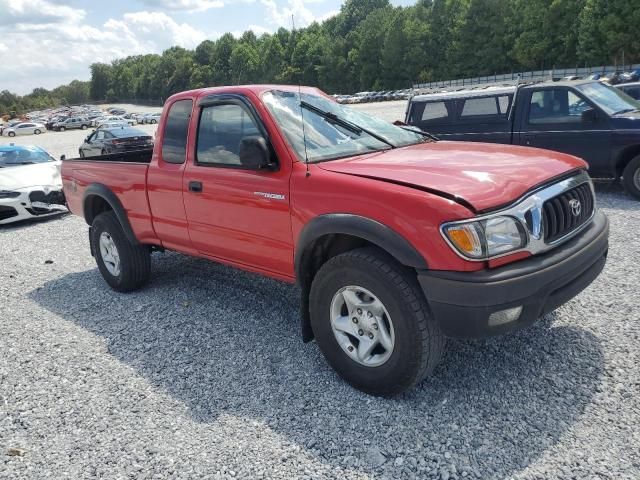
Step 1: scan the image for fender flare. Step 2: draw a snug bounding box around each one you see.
[82,183,139,245]
[295,214,427,280]
[295,214,427,342]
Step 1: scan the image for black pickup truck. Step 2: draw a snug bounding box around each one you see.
[406,80,640,199]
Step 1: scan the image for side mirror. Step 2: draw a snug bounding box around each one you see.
[60,155,66,161]
[239,136,276,170]
[85,136,91,142]
[581,108,598,123]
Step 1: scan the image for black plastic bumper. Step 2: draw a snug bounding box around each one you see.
[418,211,609,338]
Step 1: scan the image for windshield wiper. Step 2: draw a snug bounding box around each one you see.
[300,101,396,149]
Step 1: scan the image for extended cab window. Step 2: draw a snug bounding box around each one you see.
[460,95,511,118]
[196,103,262,167]
[528,89,589,125]
[421,101,449,121]
[461,97,498,116]
[162,99,192,164]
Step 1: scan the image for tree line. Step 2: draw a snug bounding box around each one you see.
[2,0,637,116]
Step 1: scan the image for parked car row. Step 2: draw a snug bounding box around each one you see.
[335,89,412,104]
[3,105,162,137]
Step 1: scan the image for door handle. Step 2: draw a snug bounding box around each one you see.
[188,181,203,193]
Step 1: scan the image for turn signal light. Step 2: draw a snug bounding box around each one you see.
[445,224,483,258]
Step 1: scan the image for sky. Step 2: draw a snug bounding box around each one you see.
[0,0,412,95]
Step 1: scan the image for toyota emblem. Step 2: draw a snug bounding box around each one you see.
[569,199,581,217]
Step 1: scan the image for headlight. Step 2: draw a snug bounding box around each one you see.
[442,216,526,260]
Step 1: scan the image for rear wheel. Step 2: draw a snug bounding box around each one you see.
[622,155,640,200]
[81,124,88,130]
[91,211,151,292]
[79,149,85,158]
[309,247,445,396]
[34,129,41,135]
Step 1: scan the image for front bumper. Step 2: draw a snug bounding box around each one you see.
[0,188,67,225]
[418,210,609,338]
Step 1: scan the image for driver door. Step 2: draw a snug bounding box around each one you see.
[518,87,611,174]
[182,96,294,278]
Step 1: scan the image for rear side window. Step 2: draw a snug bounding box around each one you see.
[460,95,511,118]
[461,97,498,116]
[408,100,453,125]
[421,101,448,121]
[162,99,192,164]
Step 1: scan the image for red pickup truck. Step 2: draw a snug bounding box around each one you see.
[62,85,609,395]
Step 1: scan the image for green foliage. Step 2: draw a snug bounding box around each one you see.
[0,81,90,118]
[2,0,638,116]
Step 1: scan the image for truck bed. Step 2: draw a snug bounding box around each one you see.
[61,149,158,244]
[63,148,153,164]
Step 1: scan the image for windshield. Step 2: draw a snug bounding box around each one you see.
[262,90,427,163]
[0,147,55,167]
[576,82,640,115]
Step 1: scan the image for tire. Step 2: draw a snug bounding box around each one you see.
[309,247,445,396]
[622,155,640,200]
[101,149,107,156]
[81,124,88,130]
[34,129,41,135]
[79,149,85,158]
[150,119,157,124]
[91,211,151,292]
[59,127,65,132]
[8,132,15,137]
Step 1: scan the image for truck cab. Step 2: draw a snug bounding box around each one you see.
[406,80,640,198]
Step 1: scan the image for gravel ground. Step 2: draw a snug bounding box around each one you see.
[1,100,639,479]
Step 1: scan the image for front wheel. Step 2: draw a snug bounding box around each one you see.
[622,156,640,200]
[59,127,65,132]
[81,124,88,130]
[8,132,15,137]
[91,211,151,292]
[309,247,445,396]
[34,129,41,135]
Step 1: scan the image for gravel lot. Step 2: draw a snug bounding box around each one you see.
[1,100,639,479]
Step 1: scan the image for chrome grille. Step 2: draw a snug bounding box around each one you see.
[542,183,594,243]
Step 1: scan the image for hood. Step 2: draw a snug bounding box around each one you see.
[611,110,640,128]
[317,141,586,212]
[0,162,62,191]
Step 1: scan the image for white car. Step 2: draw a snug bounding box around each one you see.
[0,145,67,224]
[95,116,135,128]
[96,121,130,130]
[141,113,161,124]
[2,122,47,137]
